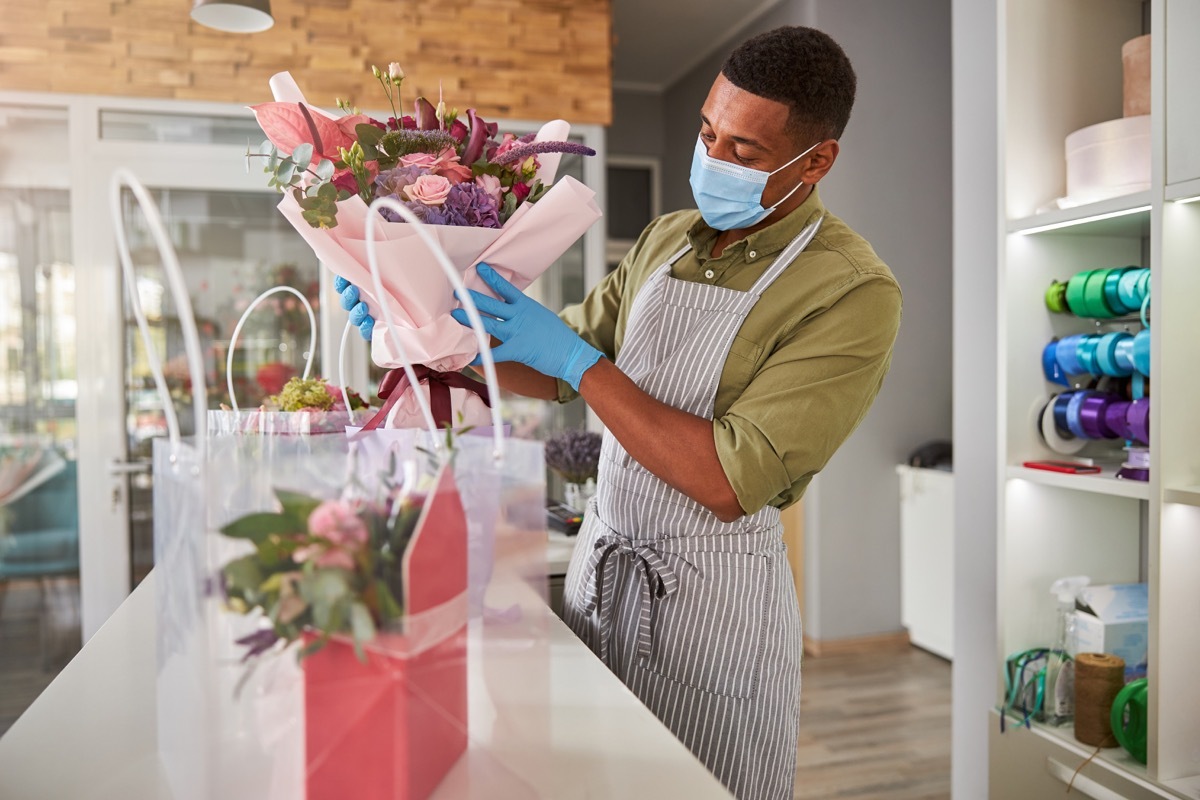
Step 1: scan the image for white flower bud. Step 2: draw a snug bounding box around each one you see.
[388,62,404,81]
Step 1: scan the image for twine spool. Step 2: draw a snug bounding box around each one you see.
[1075,653,1126,747]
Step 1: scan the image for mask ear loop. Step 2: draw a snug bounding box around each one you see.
[764,139,826,210]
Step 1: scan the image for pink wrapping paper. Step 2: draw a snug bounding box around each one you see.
[265,72,602,430]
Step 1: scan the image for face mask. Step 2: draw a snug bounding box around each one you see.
[689,136,822,231]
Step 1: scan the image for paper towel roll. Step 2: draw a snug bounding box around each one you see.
[1122,35,1151,118]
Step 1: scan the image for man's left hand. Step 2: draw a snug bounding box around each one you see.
[450,263,603,391]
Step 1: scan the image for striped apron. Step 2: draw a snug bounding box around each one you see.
[562,219,822,800]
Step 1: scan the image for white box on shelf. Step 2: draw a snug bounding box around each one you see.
[1070,582,1149,682]
[1064,115,1151,205]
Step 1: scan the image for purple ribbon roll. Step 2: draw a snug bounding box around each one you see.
[1104,400,1133,440]
[1117,446,1151,482]
[1079,394,1116,439]
[1127,397,1150,445]
[1066,391,1095,439]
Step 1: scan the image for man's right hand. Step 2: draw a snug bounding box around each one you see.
[333,276,375,341]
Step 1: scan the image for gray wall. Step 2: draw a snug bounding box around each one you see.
[659,0,954,642]
[609,89,667,159]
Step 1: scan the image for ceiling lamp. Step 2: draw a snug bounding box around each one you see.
[190,0,274,33]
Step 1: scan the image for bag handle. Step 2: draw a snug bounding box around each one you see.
[364,197,506,461]
[225,286,317,413]
[110,168,207,465]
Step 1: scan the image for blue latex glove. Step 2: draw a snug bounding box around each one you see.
[450,263,603,391]
[333,275,374,341]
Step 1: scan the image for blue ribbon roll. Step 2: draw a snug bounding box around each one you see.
[1066,390,1095,439]
[1054,392,1075,432]
[1056,335,1087,376]
[1043,340,1068,385]
[1095,332,1134,377]
[1077,335,1103,376]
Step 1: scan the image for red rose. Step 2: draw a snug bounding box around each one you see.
[511,182,531,202]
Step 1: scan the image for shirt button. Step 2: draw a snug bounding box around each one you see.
[704,269,715,279]
[748,250,757,259]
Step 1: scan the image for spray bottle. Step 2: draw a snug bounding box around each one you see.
[1044,575,1090,725]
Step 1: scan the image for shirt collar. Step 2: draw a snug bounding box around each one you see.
[687,185,826,264]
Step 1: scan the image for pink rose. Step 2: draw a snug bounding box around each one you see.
[406,174,453,206]
[398,152,438,170]
[307,501,368,547]
[475,174,503,204]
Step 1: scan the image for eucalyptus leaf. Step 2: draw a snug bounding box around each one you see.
[374,579,403,622]
[315,159,335,182]
[350,602,376,646]
[291,143,314,169]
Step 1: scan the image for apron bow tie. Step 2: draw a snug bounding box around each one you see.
[579,532,680,663]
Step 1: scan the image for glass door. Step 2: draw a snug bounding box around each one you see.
[118,187,323,586]
[0,105,82,735]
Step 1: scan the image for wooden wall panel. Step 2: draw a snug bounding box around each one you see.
[0,0,612,124]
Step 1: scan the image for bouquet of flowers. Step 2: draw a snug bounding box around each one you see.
[250,65,603,430]
[210,376,371,435]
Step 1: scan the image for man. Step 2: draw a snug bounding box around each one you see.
[350,25,901,800]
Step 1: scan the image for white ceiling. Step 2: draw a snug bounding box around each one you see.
[610,0,787,92]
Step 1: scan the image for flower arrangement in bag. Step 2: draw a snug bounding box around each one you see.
[265,376,368,414]
[250,63,595,231]
[220,462,427,663]
[544,429,602,485]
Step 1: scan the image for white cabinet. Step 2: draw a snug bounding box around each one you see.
[897,466,954,660]
[954,0,1200,795]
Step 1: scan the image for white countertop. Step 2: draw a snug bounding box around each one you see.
[545,531,579,575]
[0,569,731,800]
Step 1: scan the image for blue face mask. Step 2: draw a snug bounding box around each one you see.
[689,136,822,231]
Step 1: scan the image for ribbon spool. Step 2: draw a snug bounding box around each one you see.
[1056,335,1088,376]
[1065,270,1095,316]
[1116,267,1150,314]
[1074,653,1126,747]
[1133,295,1151,376]
[1043,341,1068,385]
[1094,332,1134,377]
[1077,335,1103,375]
[1104,400,1133,440]
[1083,269,1118,318]
[1065,390,1095,439]
[1041,395,1088,455]
[1046,281,1070,313]
[1117,446,1151,482]
[1079,394,1118,439]
[1103,266,1136,315]
[1111,678,1149,765]
[1127,397,1150,445]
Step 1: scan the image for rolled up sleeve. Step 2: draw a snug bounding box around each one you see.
[714,275,902,514]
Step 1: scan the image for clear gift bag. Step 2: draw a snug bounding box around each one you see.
[115,170,550,800]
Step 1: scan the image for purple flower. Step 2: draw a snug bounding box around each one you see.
[378,199,450,225]
[375,165,424,197]
[545,429,603,484]
[235,627,281,662]
[440,182,502,228]
[491,140,597,166]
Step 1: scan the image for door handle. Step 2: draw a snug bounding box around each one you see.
[107,458,151,476]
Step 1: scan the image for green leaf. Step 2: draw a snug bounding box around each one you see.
[221,512,295,543]
[355,123,385,160]
[223,555,263,597]
[315,158,334,182]
[375,579,403,622]
[350,602,376,646]
[274,489,320,528]
[291,143,314,169]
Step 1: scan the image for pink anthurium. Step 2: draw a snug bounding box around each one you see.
[249,102,356,165]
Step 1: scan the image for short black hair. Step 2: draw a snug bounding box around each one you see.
[721,26,857,142]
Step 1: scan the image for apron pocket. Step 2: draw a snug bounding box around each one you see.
[639,550,772,699]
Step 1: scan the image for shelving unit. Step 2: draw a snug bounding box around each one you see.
[956,0,1200,796]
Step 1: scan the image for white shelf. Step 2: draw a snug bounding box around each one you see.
[1028,721,1200,800]
[1029,720,1155,790]
[1166,177,1200,204]
[1007,192,1153,237]
[1007,465,1151,500]
[1164,485,1200,507]
[1164,776,1200,800]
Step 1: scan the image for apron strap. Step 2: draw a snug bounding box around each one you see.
[748,216,824,295]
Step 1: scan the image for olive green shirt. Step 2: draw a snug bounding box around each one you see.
[557,187,902,514]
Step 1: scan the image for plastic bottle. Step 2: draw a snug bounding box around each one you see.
[1044,575,1090,724]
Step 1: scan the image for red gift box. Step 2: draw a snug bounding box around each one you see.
[304,465,469,800]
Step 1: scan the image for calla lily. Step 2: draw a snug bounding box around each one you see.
[461,108,489,166]
[414,96,439,130]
